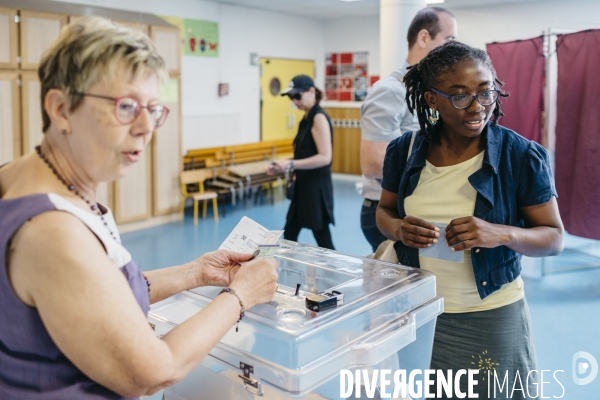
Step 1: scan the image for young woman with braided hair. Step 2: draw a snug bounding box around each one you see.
[377,41,563,398]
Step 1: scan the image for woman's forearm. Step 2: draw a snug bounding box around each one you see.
[502,225,564,257]
[294,153,331,170]
[145,263,196,304]
[376,206,403,241]
[140,293,242,396]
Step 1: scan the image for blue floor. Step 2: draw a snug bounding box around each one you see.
[124,177,600,399]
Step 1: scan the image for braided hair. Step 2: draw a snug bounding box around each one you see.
[404,41,508,144]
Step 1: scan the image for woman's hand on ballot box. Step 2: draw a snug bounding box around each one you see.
[190,250,279,308]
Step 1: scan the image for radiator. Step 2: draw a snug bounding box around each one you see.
[182,112,242,152]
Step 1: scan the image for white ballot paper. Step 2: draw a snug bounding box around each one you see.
[419,222,464,263]
[219,216,284,255]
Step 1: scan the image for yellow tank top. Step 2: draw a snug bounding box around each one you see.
[404,151,523,313]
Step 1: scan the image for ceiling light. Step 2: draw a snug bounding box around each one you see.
[425,0,445,3]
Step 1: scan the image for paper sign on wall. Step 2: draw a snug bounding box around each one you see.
[160,16,219,58]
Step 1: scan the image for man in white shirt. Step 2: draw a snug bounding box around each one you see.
[359,7,458,252]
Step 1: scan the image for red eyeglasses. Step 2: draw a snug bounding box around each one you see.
[75,92,170,128]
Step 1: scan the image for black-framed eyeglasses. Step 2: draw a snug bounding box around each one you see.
[429,87,500,110]
[288,92,303,101]
[74,92,170,129]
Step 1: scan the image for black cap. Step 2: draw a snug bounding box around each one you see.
[281,75,315,96]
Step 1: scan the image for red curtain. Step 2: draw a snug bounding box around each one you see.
[486,37,545,143]
[555,29,600,240]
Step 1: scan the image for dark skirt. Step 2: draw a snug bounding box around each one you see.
[286,168,334,230]
[430,298,538,399]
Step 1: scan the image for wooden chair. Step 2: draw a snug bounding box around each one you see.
[180,169,219,225]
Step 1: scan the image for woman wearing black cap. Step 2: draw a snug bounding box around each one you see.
[267,75,335,249]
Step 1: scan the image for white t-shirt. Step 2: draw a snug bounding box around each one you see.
[404,151,524,313]
[360,61,420,201]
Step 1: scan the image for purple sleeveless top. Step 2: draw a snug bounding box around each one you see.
[0,194,150,399]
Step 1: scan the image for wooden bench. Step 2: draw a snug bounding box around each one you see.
[182,139,294,205]
[183,147,225,170]
[222,139,293,165]
[183,139,294,169]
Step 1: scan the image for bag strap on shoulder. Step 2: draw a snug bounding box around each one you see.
[407,130,417,162]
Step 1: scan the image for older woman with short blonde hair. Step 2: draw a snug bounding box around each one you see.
[0,17,278,399]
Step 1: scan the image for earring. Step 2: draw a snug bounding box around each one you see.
[428,110,439,126]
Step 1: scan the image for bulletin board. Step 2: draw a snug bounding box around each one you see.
[325,52,379,102]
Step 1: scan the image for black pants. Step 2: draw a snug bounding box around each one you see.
[360,199,387,253]
[283,218,335,250]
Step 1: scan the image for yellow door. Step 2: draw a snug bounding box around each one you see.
[260,58,314,141]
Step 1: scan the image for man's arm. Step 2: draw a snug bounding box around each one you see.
[360,140,390,180]
[360,78,409,180]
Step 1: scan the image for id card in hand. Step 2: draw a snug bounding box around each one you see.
[256,244,280,259]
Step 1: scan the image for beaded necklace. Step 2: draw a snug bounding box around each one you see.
[35,145,118,242]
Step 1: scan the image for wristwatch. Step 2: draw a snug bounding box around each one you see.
[289,160,295,170]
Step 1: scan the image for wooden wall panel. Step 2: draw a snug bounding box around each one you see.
[150,26,181,75]
[0,72,21,164]
[0,7,18,69]
[20,11,66,70]
[21,72,43,154]
[325,107,361,175]
[96,182,114,213]
[114,149,152,223]
[153,76,181,215]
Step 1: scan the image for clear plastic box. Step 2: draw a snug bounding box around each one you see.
[149,240,442,399]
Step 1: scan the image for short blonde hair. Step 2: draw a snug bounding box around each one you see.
[39,16,168,132]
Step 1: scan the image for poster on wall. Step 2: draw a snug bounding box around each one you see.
[160,16,219,57]
[325,51,377,101]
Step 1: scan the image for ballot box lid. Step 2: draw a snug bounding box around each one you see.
[149,240,442,395]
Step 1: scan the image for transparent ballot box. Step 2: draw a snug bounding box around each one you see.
[149,241,443,399]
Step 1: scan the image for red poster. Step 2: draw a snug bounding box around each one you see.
[326,65,338,76]
[370,76,380,86]
[339,77,353,90]
[325,90,338,101]
[339,91,353,101]
[354,64,368,77]
[340,53,353,64]
[331,53,339,64]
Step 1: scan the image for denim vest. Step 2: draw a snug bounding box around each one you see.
[381,123,557,299]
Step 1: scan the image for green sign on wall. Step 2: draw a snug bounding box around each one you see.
[160,16,219,58]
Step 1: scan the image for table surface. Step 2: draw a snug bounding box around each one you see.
[227,161,272,177]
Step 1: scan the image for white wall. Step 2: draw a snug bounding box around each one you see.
[52,0,324,149]
[322,0,600,70]
[323,16,380,76]
[452,0,600,50]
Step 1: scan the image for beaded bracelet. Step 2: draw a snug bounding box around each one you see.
[143,274,151,297]
[219,288,245,332]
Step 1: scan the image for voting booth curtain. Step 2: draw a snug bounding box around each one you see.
[486,37,545,144]
[555,29,600,240]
